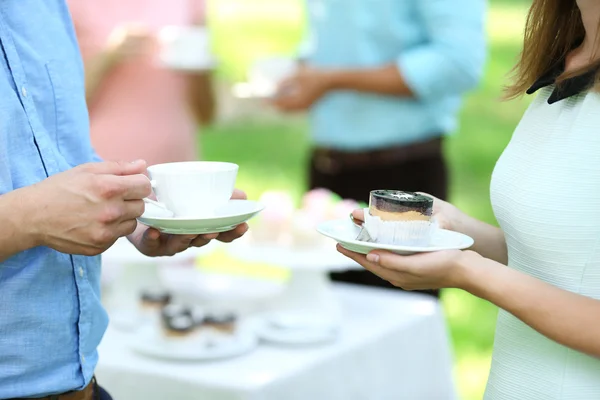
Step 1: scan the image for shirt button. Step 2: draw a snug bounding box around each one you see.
[21,86,27,98]
[79,267,84,277]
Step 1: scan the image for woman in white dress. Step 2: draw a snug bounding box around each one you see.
[339,1,600,399]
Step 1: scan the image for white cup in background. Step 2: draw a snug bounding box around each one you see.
[147,161,238,218]
[157,25,215,71]
[246,57,298,98]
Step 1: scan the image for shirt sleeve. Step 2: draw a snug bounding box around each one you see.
[396,0,487,100]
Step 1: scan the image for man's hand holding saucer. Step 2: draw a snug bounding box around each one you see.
[129,188,249,257]
[128,161,253,257]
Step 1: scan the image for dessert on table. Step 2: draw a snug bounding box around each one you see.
[162,314,196,339]
[203,312,238,334]
[140,289,172,316]
[248,188,362,249]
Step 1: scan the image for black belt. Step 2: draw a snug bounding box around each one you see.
[312,136,443,173]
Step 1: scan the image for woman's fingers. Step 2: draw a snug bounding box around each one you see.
[351,208,365,222]
[336,245,404,283]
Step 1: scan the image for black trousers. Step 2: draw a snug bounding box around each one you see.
[309,139,448,297]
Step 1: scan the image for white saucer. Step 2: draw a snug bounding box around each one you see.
[138,200,264,235]
[317,218,474,255]
[159,58,217,72]
[131,326,258,361]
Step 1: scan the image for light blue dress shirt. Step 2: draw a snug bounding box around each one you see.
[0,1,106,398]
[301,0,487,151]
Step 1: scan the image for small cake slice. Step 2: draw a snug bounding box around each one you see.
[140,289,172,312]
[163,315,196,338]
[204,313,237,334]
[363,190,436,246]
[161,304,192,323]
[369,190,433,222]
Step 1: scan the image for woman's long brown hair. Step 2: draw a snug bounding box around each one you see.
[505,0,592,99]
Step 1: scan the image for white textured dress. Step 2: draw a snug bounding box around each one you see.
[487,87,600,399]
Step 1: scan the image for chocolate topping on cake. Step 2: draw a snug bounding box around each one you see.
[204,313,236,325]
[140,289,172,305]
[369,190,433,216]
[161,304,192,321]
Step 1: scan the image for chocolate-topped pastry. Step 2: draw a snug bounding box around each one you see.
[161,304,192,323]
[191,307,206,326]
[204,313,237,333]
[140,289,172,311]
[163,314,196,338]
[369,190,433,221]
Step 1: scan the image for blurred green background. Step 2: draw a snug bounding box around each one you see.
[202,1,531,398]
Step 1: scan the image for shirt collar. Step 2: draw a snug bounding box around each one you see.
[527,57,600,104]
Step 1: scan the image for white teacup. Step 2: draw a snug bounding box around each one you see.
[247,56,298,98]
[157,25,215,71]
[146,162,238,218]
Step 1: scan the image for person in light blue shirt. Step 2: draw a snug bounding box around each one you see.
[0,2,247,398]
[273,0,486,293]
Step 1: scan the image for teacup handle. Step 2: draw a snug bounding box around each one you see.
[143,198,166,209]
[143,180,174,217]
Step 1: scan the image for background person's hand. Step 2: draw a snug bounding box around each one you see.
[29,160,151,256]
[105,24,153,65]
[271,66,332,112]
[129,188,250,257]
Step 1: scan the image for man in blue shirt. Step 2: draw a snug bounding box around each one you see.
[0,2,246,398]
[273,0,486,293]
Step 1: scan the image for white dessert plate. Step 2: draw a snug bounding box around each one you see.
[254,312,339,346]
[131,326,258,361]
[138,200,264,235]
[317,218,474,256]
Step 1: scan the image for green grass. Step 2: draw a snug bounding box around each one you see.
[202,1,530,398]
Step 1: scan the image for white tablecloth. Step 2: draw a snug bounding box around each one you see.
[97,284,457,400]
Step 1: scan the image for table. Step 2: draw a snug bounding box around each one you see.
[96,284,457,400]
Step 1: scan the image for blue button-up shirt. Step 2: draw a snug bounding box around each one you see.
[301,0,487,150]
[0,1,106,398]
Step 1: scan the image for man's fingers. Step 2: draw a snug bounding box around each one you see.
[164,235,196,255]
[190,235,213,248]
[82,159,148,176]
[116,219,139,238]
[103,174,152,200]
[120,200,145,221]
[119,174,152,200]
[139,227,162,251]
[216,223,249,243]
[231,189,247,200]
